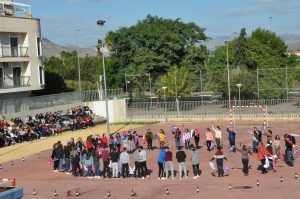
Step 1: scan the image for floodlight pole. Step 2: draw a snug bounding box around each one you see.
[257,68,260,101]
[162,86,167,122]
[285,66,288,99]
[225,41,231,109]
[97,19,110,137]
[76,29,82,92]
[236,83,242,119]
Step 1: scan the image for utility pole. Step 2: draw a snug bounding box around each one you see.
[175,69,180,116]
[257,68,260,101]
[285,66,289,99]
[97,19,110,137]
[225,41,231,108]
[76,29,82,91]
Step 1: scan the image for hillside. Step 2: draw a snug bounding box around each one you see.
[42,33,300,59]
[205,33,300,51]
[42,38,98,59]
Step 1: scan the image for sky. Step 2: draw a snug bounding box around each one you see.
[18,0,300,47]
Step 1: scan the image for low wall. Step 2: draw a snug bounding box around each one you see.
[86,99,126,123]
[3,102,84,119]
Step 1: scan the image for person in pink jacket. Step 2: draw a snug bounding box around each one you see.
[205,128,214,151]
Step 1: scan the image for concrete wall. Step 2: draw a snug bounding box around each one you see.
[86,99,126,123]
[0,91,30,113]
[3,102,84,120]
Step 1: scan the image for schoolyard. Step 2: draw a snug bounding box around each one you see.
[0,120,299,199]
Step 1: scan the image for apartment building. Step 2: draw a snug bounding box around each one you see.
[0,0,44,104]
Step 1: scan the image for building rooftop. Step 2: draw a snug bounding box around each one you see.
[0,1,32,18]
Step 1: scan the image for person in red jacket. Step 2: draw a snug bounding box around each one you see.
[101,145,110,178]
[101,133,108,147]
[257,141,272,174]
[86,135,94,153]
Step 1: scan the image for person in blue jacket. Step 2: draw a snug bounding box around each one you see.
[227,126,236,152]
[157,147,166,179]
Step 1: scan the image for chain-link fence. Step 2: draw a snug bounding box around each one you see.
[126,99,300,119]
[1,88,300,119]
[81,89,124,102]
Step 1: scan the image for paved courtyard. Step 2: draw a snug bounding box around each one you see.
[0,121,299,199]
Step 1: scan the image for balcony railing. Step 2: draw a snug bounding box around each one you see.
[0,76,30,89]
[0,47,29,57]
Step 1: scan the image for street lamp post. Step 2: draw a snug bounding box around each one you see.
[97,19,110,137]
[225,41,231,109]
[236,83,242,119]
[76,29,82,91]
[162,86,167,122]
[126,81,130,93]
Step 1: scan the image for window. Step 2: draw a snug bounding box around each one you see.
[39,66,44,84]
[10,37,19,57]
[0,67,3,88]
[13,67,21,87]
[0,36,2,57]
[37,37,42,56]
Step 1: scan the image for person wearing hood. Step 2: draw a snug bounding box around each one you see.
[189,144,200,179]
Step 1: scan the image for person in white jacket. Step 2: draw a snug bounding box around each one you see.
[138,146,149,179]
[120,147,130,178]
[182,129,191,150]
[212,123,222,147]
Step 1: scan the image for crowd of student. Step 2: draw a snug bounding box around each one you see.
[50,122,297,179]
[0,106,94,148]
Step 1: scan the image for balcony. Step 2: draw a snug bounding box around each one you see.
[0,47,29,58]
[0,76,30,89]
[0,1,32,18]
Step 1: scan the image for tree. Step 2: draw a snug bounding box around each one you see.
[206,28,296,99]
[106,15,208,89]
[31,71,68,95]
[235,28,247,73]
[39,51,101,94]
[154,66,196,98]
[245,28,288,70]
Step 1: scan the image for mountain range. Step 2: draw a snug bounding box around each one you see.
[42,33,300,58]
[42,38,98,59]
[205,33,300,51]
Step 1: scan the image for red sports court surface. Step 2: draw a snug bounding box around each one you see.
[1,121,300,199]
